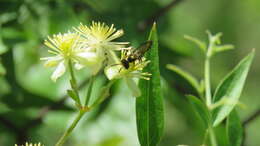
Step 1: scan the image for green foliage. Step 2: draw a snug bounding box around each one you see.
[136,24,164,146]
[212,50,255,126]
[187,95,210,127]
[184,35,207,52]
[174,31,254,146]
[0,0,259,145]
[226,110,243,146]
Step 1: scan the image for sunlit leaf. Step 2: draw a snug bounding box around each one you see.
[136,23,164,146]
[212,50,255,126]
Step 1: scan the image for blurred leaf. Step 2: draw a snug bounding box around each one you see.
[0,102,11,114]
[187,95,210,127]
[0,60,6,75]
[166,64,202,97]
[67,89,78,103]
[2,87,72,110]
[214,44,234,54]
[212,50,255,127]
[0,37,8,55]
[0,12,16,25]
[184,35,206,52]
[226,110,243,146]
[136,23,164,146]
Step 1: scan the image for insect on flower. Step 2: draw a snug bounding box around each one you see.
[120,40,152,70]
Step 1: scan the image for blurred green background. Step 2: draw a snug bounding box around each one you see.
[0,0,259,145]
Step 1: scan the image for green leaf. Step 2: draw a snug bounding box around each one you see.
[67,89,80,104]
[184,35,207,52]
[136,23,164,146]
[212,50,255,126]
[166,64,202,97]
[226,110,243,146]
[214,44,234,54]
[0,60,6,75]
[187,95,210,127]
[0,37,8,55]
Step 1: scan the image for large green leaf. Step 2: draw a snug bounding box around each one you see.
[212,50,255,126]
[226,110,243,146]
[136,23,164,146]
[187,95,210,127]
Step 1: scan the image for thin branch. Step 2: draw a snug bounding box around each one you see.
[243,109,260,127]
[0,116,19,132]
[0,116,27,144]
[137,0,184,31]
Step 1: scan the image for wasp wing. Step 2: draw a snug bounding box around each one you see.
[133,40,153,57]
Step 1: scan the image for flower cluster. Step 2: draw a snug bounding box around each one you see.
[15,142,43,146]
[41,21,151,94]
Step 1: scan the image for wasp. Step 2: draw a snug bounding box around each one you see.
[120,40,152,69]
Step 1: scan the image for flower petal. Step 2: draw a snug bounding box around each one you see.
[51,61,66,82]
[41,56,63,67]
[76,52,102,65]
[74,63,84,70]
[104,65,122,80]
[90,61,103,75]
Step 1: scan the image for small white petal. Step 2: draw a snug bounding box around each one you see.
[51,61,66,82]
[76,52,102,65]
[41,56,63,67]
[104,65,122,80]
[74,63,84,70]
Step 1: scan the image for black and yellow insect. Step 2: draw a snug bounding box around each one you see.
[121,40,152,69]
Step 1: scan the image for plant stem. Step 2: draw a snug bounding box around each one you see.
[205,57,212,107]
[208,126,217,146]
[68,60,77,85]
[68,60,81,105]
[202,129,209,145]
[55,79,115,146]
[204,43,217,145]
[85,76,95,106]
[55,111,85,146]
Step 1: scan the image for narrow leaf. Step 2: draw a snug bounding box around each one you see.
[226,110,243,146]
[187,95,210,127]
[214,44,234,53]
[136,23,164,146]
[184,35,206,52]
[67,89,80,104]
[212,50,255,126]
[166,64,202,96]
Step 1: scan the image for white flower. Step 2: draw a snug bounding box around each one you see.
[74,21,129,65]
[104,48,151,97]
[41,32,102,82]
[105,58,151,80]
